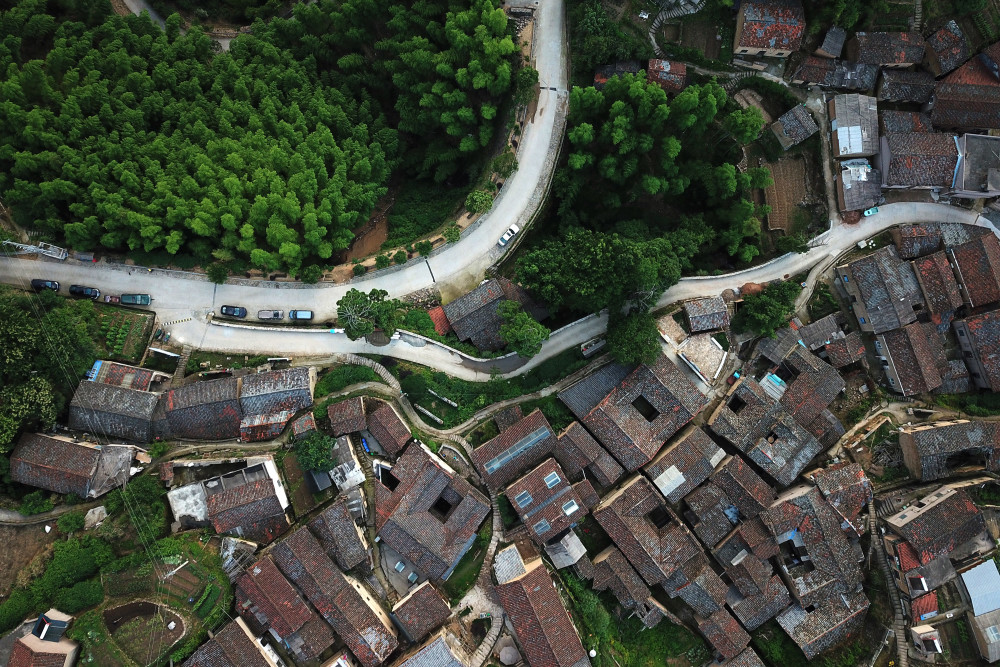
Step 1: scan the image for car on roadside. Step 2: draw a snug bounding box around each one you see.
[69,285,100,300]
[863,207,879,217]
[220,305,247,318]
[258,310,284,320]
[289,310,313,321]
[30,279,60,292]
[120,294,151,306]
[497,224,520,247]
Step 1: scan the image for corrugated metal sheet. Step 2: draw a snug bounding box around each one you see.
[962,560,1000,616]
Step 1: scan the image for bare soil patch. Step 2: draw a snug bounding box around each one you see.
[343,216,389,263]
[678,17,722,60]
[763,158,808,233]
[0,524,59,597]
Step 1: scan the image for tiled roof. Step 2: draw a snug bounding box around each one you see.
[893,224,944,259]
[310,496,368,571]
[830,93,878,156]
[164,377,241,440]
[495,561,591,667]
[506,459,588,546]
[10,434,101,498]
[809,463,871,537]
[757,319,802,364]
[880,110,933,134]
[780,347,845,426]
[291,413,317,438]
[896,540,922,572]
[913,251,963,324]
[798,315,843,351]
[240,367,312,416]
[378,444,490,581]
[943,40,1000,85]
[841,245,924,333]
[729,574,792,631]
[790,57,877,90]
[880,323,945,396]
[876,70,936,103]
[441,279,508,351]
[890,487,985,564]
[667,553,729,616]
[684,482,738,548]
[824,331,866,368]
[642,426,723,503]
[911,591,939,620]
[760,487,865,606]
[392,582,451,642]
[581,356,708,472]
[776,593,869,660]
[711,454,776,521]
[884,132,960,187]
[736,0,805,52]
[593,61,643,88]
[685,297,730,332]
[724,648,767,667]
[805,409,846,449]
[366,400,410,456]
[851,31,925,64]
[927,21,971,75]
[698,609,750,661]
[592,546,652,613]
[92,360,154,390]
[950,234,1000,308]
[327,397,367,436]
[427,306,452,336]
[240,410,294,442]
[931,83,1000,130]
[903,420,1000,461]
[183,618,272,667]
[817,26,846,57]
[958,308,1000,391]
[559,363,633,421]
[273,527,399,667]
[770,105,819,150]
[472,409,557,490]
[494,405,524,432]
[593,475,701,586]
[235,556,313,639]
[646,59,687,92]
[555,421,624,488]
[396,633,464,667]
[207,478,288,544]
[68,381,157,443]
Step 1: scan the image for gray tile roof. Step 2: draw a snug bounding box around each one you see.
[643,426,723,503]
[756,319,803,364]
[880,110,933,134]
[797,315,843,351]
[592,546,652,613]
[840,245,924,333]
[876,70,936,103]
[472,409,558,490]
[927,20,971,76]
[770,105,819,150]
[558,363,633,421]
[931,82,1000,131]
[685,297,730,332]
[817,26,846,57]
[554,421,625,488]
[729,574,792,631]
[310,496,369,571]
[240,367,312,416]
[10,434,105,498]
[776,593,869,660]
[327,396,367,436]
[164,377,241,440]
[392,582,451,642]
[851,31,925,65]
[182,619,272,667]
[790,57,877,90]
[69,381,158,443]
[396,634,464,667]
[884,132,960,187]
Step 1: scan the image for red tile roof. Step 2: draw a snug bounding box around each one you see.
[327,396,366,436]
[736,0,805,52]
[824,331,866,368]
[183,619,272,667]
[931,82,1000,130]
[698,609,751,661]
[8,640,73,667]
[892,488,985,564]
[366,400,411,456]
[950,234,1000,308]
[958,308,1000,391]
[391,582,451,642]
[911,591,939,620]
[207,478,289,544]
[913,251,963,323]
[10,434,100,498]
[879,323,944,396]
[896,541,921,572]
[427,306,452,336]
[495,561,589,667]
[236,556,313,639]
[472,409,557,489]
[506,459,588,546]
[943,41,1000,86]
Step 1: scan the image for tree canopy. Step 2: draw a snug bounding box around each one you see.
[498,300,550,358]
[336,288,401,340]
[295,432,335,472]
[733,281,802,338]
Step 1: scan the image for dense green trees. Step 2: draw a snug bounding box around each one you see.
[0,0,523,276]
[295,432,335,471]
[734,281,801,338]
[569,0,651,82]
[498,300,550,358]
[336,288,401,340]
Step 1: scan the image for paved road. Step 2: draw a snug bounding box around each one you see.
[1,202,986,381]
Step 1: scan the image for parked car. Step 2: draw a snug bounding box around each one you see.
[289,310,313,321]
[30,279,59,292]
[69,285,100,300]
[497,223,520,247]
[863,207,879,217]
[120,294,151,306]
[220,305,247,318]
[257,310,284,320]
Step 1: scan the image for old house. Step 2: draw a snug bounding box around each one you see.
[240,410,295,443]
[797,314,843,351]
[376,443,490,582]
[775,592,870,659]
[925,20,971,77]
[932,82,1000,131]
[815,26,846,58]
[880,110,934,134]
[234,556,334,663]
[240,367,314,416]
[683,481,740,548]
[806,463,872,538]
[642,426,724,503]
[835,245,924,334]
[311,496,370,571]
[824,331,866,368]
[685,297,730,332]
[394,632,465,667]
[912,250,963,328]
[891,224,944,259]
[493,545,591,667]
[8,610,79,667]
[472,408,557,490]
[560,356,708,472]
[876,69,936,103]
[183,617,280,667]
[441,277,544,352]
[646,59,687,93]
[698,609,751,661]
[949,232,1000,309]
[732,0,805,59]
[554,421,625,489]
[505,459,589,553]
[272,527,399,667]
[10,433,136,498]
[662,552,730,617]
[366,399,411,456]
[899,420,1000,481]
[955,307,1000,390]
[593,475,701,586]
[789,57,877,90]
[836,161,881,213]
[593,60,642,89]
[163,377,241,440]
[390,581,452,643]
[327,396,367,436]
[847,31,925,67]
[951,133,1000,198]
[728,572,792,631]
[68,381,158,443]
[770,105,819,150]
[878,132,960,189]
[876,323,945,396]
[829,94,879,158]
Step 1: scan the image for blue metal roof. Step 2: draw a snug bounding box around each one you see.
[962,560,1000,616]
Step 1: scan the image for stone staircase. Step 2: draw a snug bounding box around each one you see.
[170,346,193,387]
[869,500,909,667]
[723,70,753,92]
[911,0,923,31]
[648,0,706,57]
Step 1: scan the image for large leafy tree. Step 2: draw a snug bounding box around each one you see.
[498,300,550,358]
[733,281,802,338]
[336,288,401,340]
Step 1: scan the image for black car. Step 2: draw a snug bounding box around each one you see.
[69,285,100,300]
[30,279,59,292]
[220,305,247,318]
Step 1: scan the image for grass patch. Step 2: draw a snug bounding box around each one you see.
[440,520,492,604]
[315,365,380,397]
[574,515,612,556]
[384,180,468,248]
[712,332,730,351]
[497,493,519,530]
[467,420,500,447]
[935,392,1000,417]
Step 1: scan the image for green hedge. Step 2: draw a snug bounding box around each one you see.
[315,365,380,396]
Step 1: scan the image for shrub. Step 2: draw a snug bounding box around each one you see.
[393,249,407,264]
[205,262,229,284]
[57,512,86,534]
[443,225,461,243]
[0,589,35,633]
[353,263,367,276]
[315,365,379,396]
[416,240,433,256]
[19,490,53,516]
[54,579,103,613]
[375,254,391,269]
[296,432,336,471]
[492,150,518,178]
[149,440,170,458]
[465,189,494,214]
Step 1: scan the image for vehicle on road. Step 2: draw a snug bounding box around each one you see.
[30,279,59,292]
[497,223,520,247]
[289,310,313,321]
[220,305,247,318]
[257,310,284,320]
[863,207,879,217]
[69,285,100,300]
[120,294,151,306]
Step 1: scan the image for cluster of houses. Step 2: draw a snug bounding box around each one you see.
[426,277,547,353]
